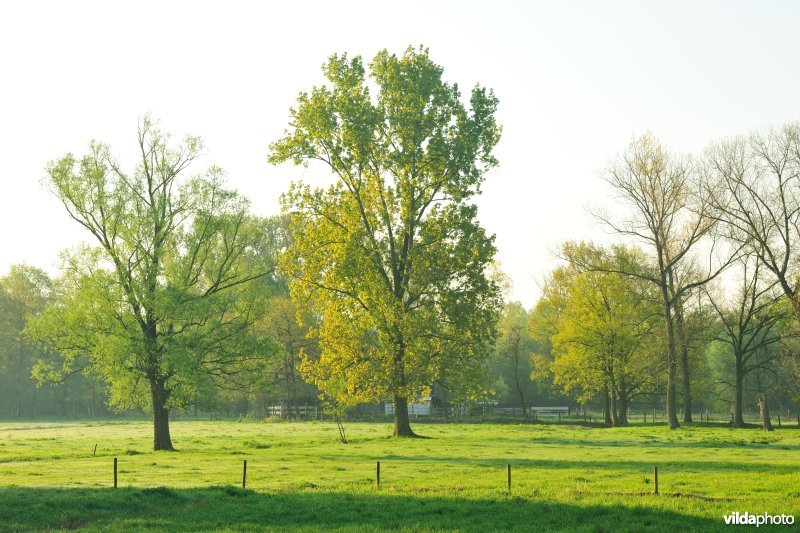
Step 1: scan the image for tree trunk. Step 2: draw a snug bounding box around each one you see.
[392,395,417,437]
[603,388,612,426]
[674,301,693,423]
[15,328,25,418]
[617,383,629,426]
[391,340,418,437]
[790,293,800,323]
[512,355,527,418]
[680,353,692,422]
[733,354,745,428]
[758,393,773,432]
[618,396,628,426]
[150,378,174,451]
[290,366,298,420]
[662,297,680,429]
[516,382,527,418]
[335,415,348,444]
[610,389,619,427]
[666,359,679,429]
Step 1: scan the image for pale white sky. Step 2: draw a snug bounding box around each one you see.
[1,1,799,308]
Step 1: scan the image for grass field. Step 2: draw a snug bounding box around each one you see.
[0,419,798,531]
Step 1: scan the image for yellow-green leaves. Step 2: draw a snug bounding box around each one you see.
[538,244,663,407]
[271,47,502,427]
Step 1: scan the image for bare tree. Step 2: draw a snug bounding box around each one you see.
[706,123,800,317]
[583,134,735,428]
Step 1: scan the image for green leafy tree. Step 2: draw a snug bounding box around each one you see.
[551,268,662,426]
[0,265,52,417]
[270,46,502,436]
[256,295,319,418]
[492,301,537,416]
[30,118,278,450]
[528,261,582,410]
[537,243,663,425]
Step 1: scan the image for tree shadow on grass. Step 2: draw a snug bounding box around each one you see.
[309,453,798,477]
[509,435,800,452]
[0,486,726,532]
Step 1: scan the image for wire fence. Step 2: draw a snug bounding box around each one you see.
[103,457,670,495]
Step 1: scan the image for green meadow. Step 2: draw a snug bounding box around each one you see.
[0,420,798,531]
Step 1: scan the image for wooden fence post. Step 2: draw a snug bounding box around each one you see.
[113,457,118,489]
[376,461,381,489]
[242,460,247,489]
[653,466,658,495]
[507,464,511,491]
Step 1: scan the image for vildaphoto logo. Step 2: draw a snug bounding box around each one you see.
[723,512,795,526]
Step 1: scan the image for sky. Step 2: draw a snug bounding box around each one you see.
[1,0,800,308]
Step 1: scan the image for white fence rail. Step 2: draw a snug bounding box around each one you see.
[265,404,571,419]
[266,405,319,418]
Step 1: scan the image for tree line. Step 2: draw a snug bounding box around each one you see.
[0,47,509,449]
[2,46,800,450]
[529,128,800,430]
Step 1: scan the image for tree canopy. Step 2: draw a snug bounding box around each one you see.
[31,118,280,450]
[270,46,503,436]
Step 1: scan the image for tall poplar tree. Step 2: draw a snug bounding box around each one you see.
[270,46,502,436]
